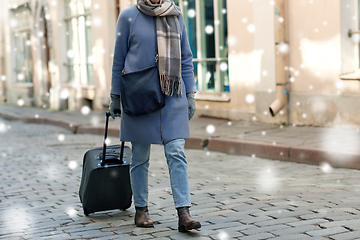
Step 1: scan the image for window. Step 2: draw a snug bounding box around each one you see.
[11,6,32,83]
[340,0,360,80]
[175,0,229,93]
[64,0,93,85]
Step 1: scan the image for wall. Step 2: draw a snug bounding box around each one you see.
[91,0,117,110]
[48,0,67,110]
[0,1,5,103]
[197,0,360,127]
[288,0,360,127]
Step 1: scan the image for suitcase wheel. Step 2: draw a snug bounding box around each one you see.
[120,202,132,211]
[84,209,90,216]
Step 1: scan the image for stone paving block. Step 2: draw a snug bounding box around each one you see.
[58,224,85,232]
[147,238,170,240]
[109,219,132,227]
[239,215,275,225]
[0,233,25,239]
[201,216,226,224]
[232,203,270,212]
[22,230,64,239]
[34,233,72,240]
[318,219,360,229]
[131,226,172,236]
[15,226,55,235]
[100,226,132,233]
[121,235,156,240]
[90,235,131,240]
[113,224,143,235]
[298,212,331,220]
[306,226,349,237]
[209,230,244,240]
[329,230,360,240]
[321,214,360,222]
[241,224,291,236]
[268,210,313,219]
[345,223,360,231]
[0,237,24,240]
[28,222,63,230]
[150,230,183,238]
[271,233,315,240]
[61,225,87,233]
[240,232,275,240]
[254,217,300,227]
[163,231,207,239]
[204,221,244,231]
[68,229,115,238]
[272,224,321,236]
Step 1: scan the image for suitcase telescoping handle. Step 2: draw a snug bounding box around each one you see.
[101,111,125,166]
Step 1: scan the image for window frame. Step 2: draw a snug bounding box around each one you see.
[10,6,33,85]
[339,0,360,80]
[63,0,93,85]
[176,0,229,93]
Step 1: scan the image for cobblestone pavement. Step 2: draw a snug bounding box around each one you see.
[1,118,360,239]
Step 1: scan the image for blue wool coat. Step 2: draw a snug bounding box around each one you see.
[111,4,196,144]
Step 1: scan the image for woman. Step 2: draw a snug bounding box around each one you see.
[109,0,201,232]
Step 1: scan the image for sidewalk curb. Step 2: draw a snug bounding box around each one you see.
[207,138,360,170]
[207,138,290,161]
[2,111,360,170]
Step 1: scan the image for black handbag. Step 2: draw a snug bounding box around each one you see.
[120,17,165,117]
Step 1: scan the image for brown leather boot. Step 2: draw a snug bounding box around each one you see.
[134,206,154,228]
[177,207,201,232]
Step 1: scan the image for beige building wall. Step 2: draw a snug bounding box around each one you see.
[196,0,360,127]
[48,0,67,110]
[0,1,5,103]
[90,0,117,110]
[288,0,360,127]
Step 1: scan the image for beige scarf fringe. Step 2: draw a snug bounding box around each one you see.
[137,0,182,97]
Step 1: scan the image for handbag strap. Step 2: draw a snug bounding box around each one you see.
[153,17,159,65]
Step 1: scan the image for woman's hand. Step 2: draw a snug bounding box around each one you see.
[109,94,121,119]
[186,92,196,120]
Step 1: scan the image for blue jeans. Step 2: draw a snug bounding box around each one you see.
[130,139,191,208]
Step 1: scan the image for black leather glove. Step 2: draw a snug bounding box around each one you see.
[109,94,121,119]
[186,92,196,120]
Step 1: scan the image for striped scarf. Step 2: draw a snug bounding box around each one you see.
[136,0,182,97]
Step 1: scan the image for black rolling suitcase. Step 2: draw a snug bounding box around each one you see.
[79,111,132,216]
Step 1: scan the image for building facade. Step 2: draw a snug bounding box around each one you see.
[0,0,360,127]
